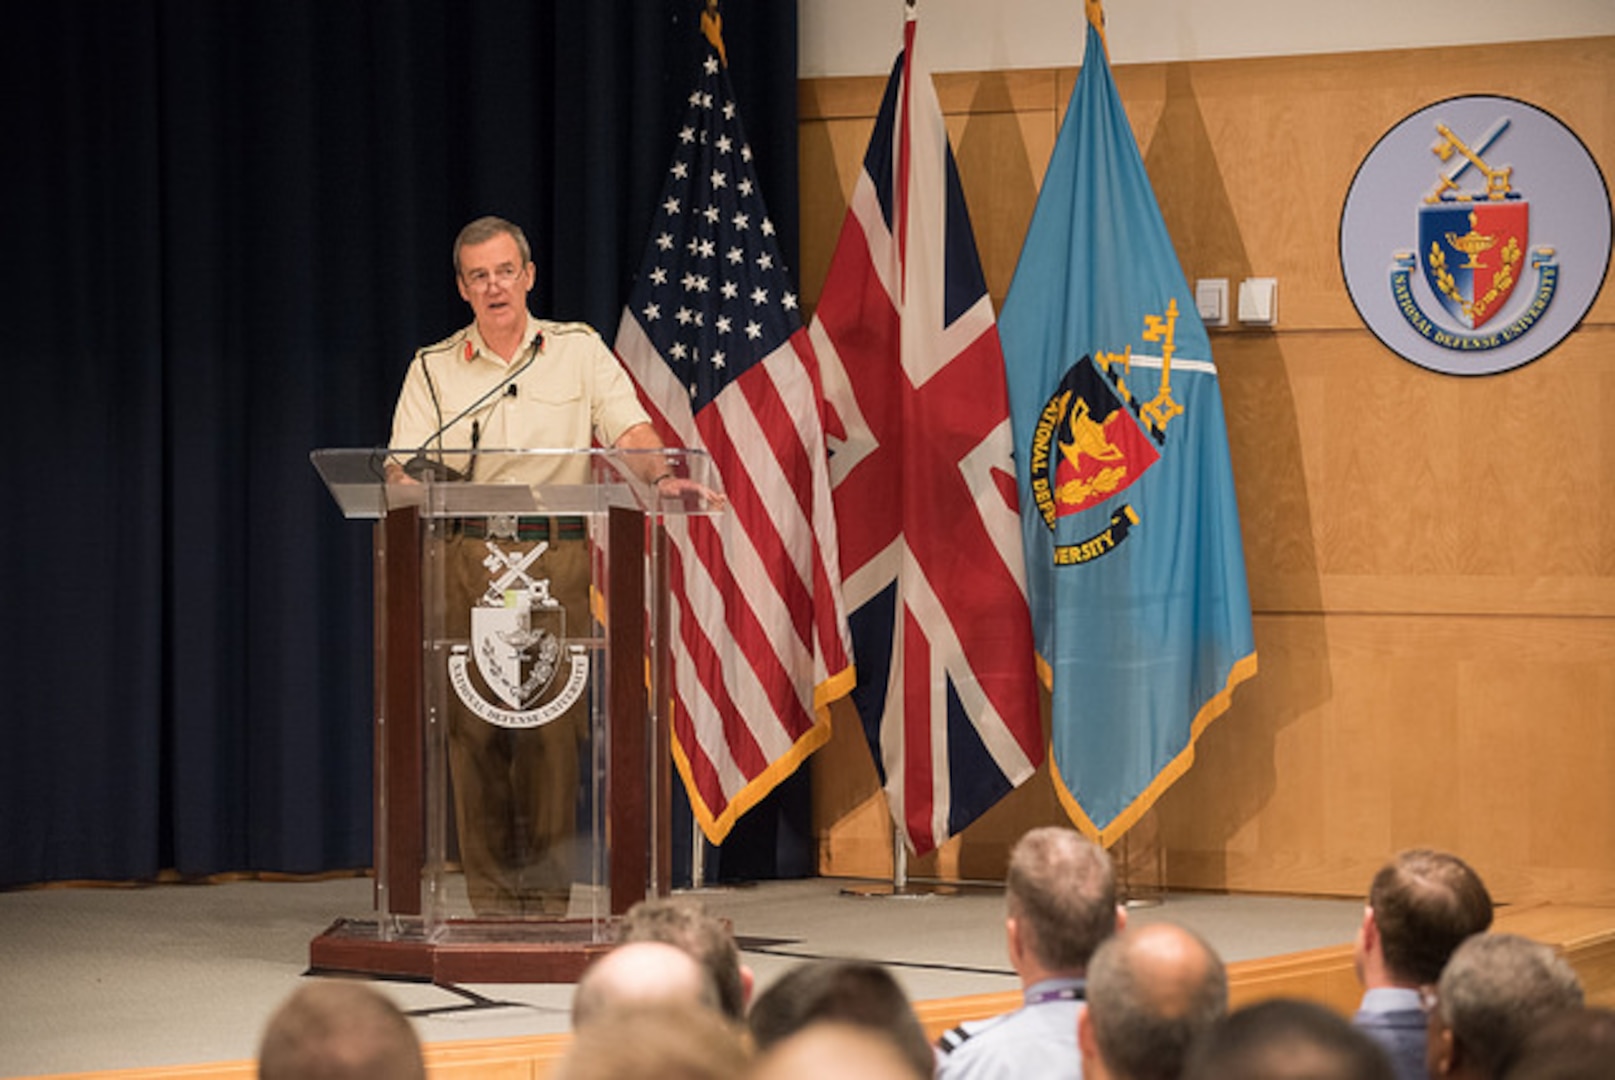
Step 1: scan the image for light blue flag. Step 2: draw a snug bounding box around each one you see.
[998,16,1257,846]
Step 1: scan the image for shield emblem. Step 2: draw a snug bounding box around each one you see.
[1419,199,1529,329]
[1043,356,1160,522]
[471,601,566,710]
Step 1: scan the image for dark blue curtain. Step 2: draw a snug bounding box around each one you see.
[0,0,801,886]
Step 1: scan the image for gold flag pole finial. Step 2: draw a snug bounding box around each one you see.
[702,0,728,68]
[1085,0,1110,60]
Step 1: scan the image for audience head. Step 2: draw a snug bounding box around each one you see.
[257,980,425,1080]
[1080,921,1228,1080]
[1183,998,1394,1080]
[1501,1006,1615,1080]
[1358,848,1493,987]
[1004,825,1120,979]
[571,940,720,1029]
[554,1001,749,1080]
[751,1021,928,1080]
[618,896,751,1020]
[1429,933,1584,1080]
[747,960,934,1079]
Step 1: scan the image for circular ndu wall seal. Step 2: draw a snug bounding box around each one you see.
[1340,95,1610,376]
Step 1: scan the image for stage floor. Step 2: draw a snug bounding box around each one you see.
[0,875,1366,1078]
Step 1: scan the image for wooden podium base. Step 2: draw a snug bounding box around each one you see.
[309,917,613,984]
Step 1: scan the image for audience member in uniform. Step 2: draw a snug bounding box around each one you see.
[1500,1005,1615,1080]
[751,1021,931,1080]
[1351,849,1493,1080]
[556,1001,749,1080]
[1078,922,1228,1080]
[1425,933,1584,1080]
[1183,998,1394,1080]
[618,896,753,1021]
[936,826,1121,1080]
[571,940,721,1029]
[748,959,935,1078]
[257,981,425,1080]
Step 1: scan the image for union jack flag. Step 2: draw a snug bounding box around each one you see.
[809,12,1043,857]
[613,29,853,843]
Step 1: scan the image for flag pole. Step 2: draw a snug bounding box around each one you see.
[683,0,724,897]
[691,826,707,889]
[685,0,724,894]
[841,822,928,898]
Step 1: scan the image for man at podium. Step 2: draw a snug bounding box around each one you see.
[386,215,679,916]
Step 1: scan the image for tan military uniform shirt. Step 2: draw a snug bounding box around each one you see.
[389,314,651,485]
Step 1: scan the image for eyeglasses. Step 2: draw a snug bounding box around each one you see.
[461,264,525,290]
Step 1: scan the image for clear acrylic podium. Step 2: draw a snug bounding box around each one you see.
[308,447,719,982]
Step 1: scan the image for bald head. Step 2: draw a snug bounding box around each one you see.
[572,941,720,1028]
[618,897,749,1020]
[555,1002,748,1080]
[1084,922,1229,1080]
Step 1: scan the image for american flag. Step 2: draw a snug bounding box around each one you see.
[808,12,1043,857]
[613,31,853,843]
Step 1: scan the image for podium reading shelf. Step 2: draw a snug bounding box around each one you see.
[309,447,720,983]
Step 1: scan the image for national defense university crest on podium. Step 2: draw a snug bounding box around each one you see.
[448,537,589,729]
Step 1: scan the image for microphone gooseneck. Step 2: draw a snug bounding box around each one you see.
[399,331,542,482]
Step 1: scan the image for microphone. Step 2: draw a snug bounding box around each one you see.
[398,333,541,482]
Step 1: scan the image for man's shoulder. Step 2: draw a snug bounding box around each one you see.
[936,1001,1082,1080]
[416,325,473,363]
[1354,1005,1426,1035]
[539,320,606,348]
[1354,987,1425,1031]
[1352,1010,1429,1080]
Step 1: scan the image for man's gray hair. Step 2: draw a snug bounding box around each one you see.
[1437,932,1584,1079]
[1005,826,1117,973]
[453,215,532,273]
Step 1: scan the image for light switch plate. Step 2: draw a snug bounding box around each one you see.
[1195,278,1229,327]
[1238,277,1278,325]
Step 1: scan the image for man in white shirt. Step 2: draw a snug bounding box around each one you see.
[937,826,1123,1080]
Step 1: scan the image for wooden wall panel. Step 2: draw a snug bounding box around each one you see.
[1218,327,1615,613]
[799,36,1615,905]
[1156,612,1615,903]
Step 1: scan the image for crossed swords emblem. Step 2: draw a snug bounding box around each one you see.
[480,540,558,609]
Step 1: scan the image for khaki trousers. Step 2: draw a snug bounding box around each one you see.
[443,531,589,917]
